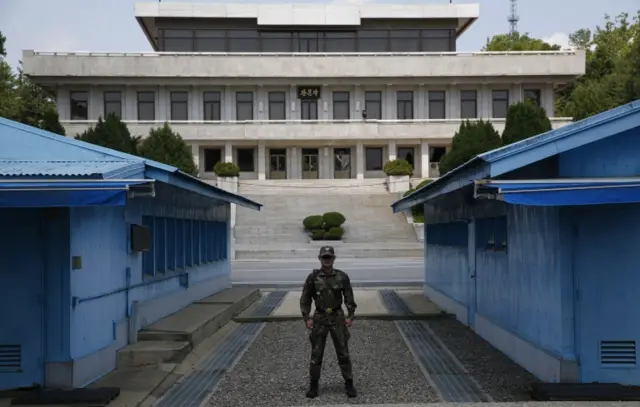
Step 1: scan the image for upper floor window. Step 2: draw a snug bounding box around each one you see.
[524,89,541,107]
[460,90,478,119]
[170,91,189,121]
[159,28,454,53]
[428,91,446,119]
[103,91,122,119]
[268,92,286,120]
[492,90,509,119]
[364,91,382,120]
[163,29,193,52]
[203,91,221,121]
[333,91,350,120]
[301,99,318,121]
[397,91,414,120]
[137,91,155,121]
[70,91,88,120]
[236,92,254,121]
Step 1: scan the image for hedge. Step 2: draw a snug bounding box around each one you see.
[213,161,240,177]
[383,159,413,176]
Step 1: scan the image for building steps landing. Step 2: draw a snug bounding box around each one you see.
[116,287,260,368]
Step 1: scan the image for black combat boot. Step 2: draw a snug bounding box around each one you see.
[345,379,357,398]
[306,380,319,398]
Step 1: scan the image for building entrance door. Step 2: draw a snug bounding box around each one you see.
[269,149,287,179]
[334,148,352,179]
[301,148,319,179]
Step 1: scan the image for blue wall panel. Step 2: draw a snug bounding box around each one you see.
[425,222,469,305]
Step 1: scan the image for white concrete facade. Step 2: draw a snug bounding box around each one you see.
[21,2,585,181]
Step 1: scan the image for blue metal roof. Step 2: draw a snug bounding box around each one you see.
[392,99,640,213]
[0,160,143,178]
[0,118,262,211]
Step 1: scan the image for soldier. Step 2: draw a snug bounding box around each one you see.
[300,246,357,399]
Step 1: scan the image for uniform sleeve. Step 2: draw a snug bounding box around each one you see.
[343,273,357,319]
[300,273,314,321]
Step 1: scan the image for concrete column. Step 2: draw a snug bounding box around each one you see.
[124,85,136,120]
[224,142,233,163]
[192,144,201,176]
[321,85,330,120]
[356,141,364,180]
[224,86,234,121]
[56,88,70,120]
[289,85,298,120]
[420,141,430,178]
[89,86,101,120]
[417,85,426,120]
[190,86,200,121]
[543,83,555,116]
[257,142,266,180]
[157,85,167,121]
[291,147,299,179]
[388,140,397,161]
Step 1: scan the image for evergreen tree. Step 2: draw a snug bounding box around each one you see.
[76,114,139,154]
[438,120,502,175]
[138,123,198,176]
[501,100,552,146]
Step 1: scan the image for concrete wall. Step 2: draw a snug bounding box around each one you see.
[62,183,231,387]
[22,51,585,80]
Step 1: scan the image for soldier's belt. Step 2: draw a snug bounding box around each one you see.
[315,307,343,314]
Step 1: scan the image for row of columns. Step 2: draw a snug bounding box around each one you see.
[192,140,433,180]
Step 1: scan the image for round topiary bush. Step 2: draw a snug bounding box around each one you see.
[415,178,433,190]
[303,215,324,230]
[324,226,344,241]
[213,162,240,177]
[383,159,413,176]
[322,212,346,229]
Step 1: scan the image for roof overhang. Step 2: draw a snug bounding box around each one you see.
[134,2,479,50]
[0,179,154,208]
[474,178,640,207]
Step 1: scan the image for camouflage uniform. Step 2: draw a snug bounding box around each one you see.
[300,246,357,398]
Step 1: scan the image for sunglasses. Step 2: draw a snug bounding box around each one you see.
[320,255,334,259]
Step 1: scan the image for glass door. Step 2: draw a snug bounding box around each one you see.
[334,148,352,179]
[301,148,319,179]
[269,149,287,179]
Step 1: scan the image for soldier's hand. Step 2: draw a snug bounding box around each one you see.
[345,319,352,327]
[306,319,313,329]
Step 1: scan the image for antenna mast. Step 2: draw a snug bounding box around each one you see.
[508,0,519,34]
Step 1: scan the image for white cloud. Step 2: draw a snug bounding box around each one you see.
[542,32,574,50]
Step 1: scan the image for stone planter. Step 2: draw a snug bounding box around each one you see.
[216,176,238,195]
[387,175,410,193]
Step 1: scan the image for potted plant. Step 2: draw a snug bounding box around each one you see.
[214,162,240,194]
[384,159,413,193]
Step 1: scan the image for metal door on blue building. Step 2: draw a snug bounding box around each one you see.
[0,209,45,390]
[572,206,640,385]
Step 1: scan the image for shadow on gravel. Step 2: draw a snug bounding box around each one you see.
[206,321,439,407]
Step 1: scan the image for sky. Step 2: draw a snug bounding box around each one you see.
[1,0,638,68]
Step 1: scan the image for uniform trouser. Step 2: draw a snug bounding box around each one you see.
[309,312,353,383]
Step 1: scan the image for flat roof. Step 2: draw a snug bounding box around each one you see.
[135,2,479,50]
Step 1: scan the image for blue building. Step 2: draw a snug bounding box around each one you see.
[393,100,640,385]
[0,118,261,390]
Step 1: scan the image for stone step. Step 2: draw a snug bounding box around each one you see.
[116,288,260,368]
[236,248,424,259]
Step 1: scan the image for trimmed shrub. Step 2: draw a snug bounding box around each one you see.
[323,212,346,229]
[303,215,324,230]
[415,179,433,190]
[324,226,344,241]
[310,229,325,240]
[214,161,240,177]
[383,159,413,176]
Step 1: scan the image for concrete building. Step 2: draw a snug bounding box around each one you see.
[0,118,260,390]
[22,2,584,181]
[392,100,640,385]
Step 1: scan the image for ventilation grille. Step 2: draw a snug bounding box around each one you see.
[0,345,22,372]
[600,340,636,366]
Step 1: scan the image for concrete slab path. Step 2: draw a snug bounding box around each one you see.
[271,290,390,317]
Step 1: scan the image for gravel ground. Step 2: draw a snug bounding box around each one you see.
[427,318,540,401]
[207,321,438,407]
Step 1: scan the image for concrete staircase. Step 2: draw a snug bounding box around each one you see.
[234,179,423,259]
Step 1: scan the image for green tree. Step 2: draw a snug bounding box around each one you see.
[76,114,139,154]
[483,32,561,51]
[438,120,502,175]
[138,123,198,176]
[502,100,552,146]
[0,31,6,57]
[557,11,640,120]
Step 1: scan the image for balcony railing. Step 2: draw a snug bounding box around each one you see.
[23,50,586,79]
[60,117,574,142]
